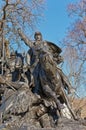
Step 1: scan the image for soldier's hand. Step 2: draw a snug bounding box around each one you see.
[17,28,21,33]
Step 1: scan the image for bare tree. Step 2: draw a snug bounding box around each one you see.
[0,0,45,51]
[62,0,86,97]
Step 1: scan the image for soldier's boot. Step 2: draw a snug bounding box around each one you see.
[39,113,51,128]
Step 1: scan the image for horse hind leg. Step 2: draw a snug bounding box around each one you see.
[60,83,77,120]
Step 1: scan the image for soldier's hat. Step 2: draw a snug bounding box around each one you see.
[34,31,42,39]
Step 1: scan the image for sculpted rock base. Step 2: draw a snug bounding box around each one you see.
[0,85,86,130]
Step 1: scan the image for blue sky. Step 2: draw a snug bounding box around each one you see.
[37,0,77,47]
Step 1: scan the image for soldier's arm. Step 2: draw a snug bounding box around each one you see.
[18,28,32,48]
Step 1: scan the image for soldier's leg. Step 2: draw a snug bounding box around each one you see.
[32,72,40,94]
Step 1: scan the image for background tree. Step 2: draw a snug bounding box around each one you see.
[62,0,86,97]
[0,0,45,52]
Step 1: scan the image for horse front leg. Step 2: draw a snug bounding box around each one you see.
[42,85,64,111]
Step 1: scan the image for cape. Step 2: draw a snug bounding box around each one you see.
[46,40,62,54]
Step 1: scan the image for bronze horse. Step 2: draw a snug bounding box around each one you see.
[39,53,77,120]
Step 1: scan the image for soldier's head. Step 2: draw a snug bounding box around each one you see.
[10,51,16,59]
[34,31,42,41]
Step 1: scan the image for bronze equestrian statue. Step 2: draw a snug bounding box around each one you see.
[17,29,76,119]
